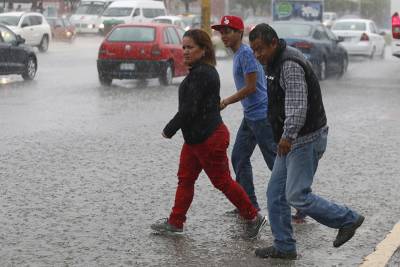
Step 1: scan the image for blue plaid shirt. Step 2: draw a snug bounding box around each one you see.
[280,60,328,148]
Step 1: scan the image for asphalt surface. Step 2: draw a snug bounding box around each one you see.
[1,36,400,266]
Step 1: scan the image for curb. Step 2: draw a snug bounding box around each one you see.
[360,222,400,267]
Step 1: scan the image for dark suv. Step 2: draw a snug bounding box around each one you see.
[0,24,37,80]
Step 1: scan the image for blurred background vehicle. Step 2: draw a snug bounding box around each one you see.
[152,15,190,30]
[0,12,51,52]
[97,23,187,86]
[0,24,37,80]
[332,19,386,59]
[244,16,268,36]
[99,0,166,35]
[392,0,400,58]
[47,16,76,42]
[69,0,111,34]
[323,11,337,29]
[271,21,348,80]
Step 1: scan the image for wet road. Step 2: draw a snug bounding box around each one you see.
[1,36,400,266]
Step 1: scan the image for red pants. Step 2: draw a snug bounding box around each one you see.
[168,123,258,228]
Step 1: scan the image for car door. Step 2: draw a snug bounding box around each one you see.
[313,26,337,72]
[0,28,10,74]
[165,26,185,76]
[0,26,26,73]
[19,15,34,45]
[369,22,385,54]
[30,15,44,45]
[324,26,345,73]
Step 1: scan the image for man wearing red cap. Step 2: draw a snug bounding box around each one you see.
[212,16,276,214]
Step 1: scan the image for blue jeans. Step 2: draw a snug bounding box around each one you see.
[267,131,360,252]
[232,117,276,210]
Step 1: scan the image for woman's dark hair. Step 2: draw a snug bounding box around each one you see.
[183,29,216,66]
[249,23,279,45]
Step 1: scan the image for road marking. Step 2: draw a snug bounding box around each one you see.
[360,221,400,267]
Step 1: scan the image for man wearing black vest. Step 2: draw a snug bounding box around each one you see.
[248,24,364,260]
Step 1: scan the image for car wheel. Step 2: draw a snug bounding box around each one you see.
[99,72,112,86]
[319,59,327,81]
[159,62,173,86]
[21,56,37,80]
[39,35,49,52]
[337,56,348,79]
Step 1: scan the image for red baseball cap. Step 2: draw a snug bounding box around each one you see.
[211,15,244,31]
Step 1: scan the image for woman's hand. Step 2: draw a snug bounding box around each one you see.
[162,131,170,139]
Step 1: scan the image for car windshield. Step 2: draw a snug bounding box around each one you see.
[0,16,20,26]
[107,26,155,42]
[75,3,105,15]
[332,21,366,31]
[103,7,133,17]
[271,23,313,38]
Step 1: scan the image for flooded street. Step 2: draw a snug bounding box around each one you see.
[1,36,400,266]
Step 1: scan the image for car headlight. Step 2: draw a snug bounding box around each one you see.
[99,23,104,29]
[88,24,94,29]
[66,31,72,37]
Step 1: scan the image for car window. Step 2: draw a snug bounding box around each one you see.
[132,8,140,17]
[0,26,16,43]
[325,28,337,40]
[63,18,72,26]
[176,27,185,41]
[313,26,329,40]
[271,23,312,38]
[103,7,133,17]
[30,16,43,26]
[332,21,366,31]
[0,15,21,26]
[163,28,170,44]
[143,8,165,18]
[21,16,32,27]
[167,27,180,44]
[107,26,155,42]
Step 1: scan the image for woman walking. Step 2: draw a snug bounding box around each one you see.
[151,29,266,238]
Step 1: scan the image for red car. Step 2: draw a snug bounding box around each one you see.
[97,23,187,86]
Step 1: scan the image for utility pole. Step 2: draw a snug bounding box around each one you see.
[201,0,211,35]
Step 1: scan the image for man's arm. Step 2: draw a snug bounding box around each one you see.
[220,72,257,109]
[277,60,308,156]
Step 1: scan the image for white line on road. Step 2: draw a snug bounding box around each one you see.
[360,221,400,267]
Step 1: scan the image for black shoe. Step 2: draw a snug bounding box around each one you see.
[333,215,365,248]
[225,208,239,216]
[151,218,183,235]
[255,246,297,260]
[244,213,267,239]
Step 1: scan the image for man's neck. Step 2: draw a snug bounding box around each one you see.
[231,41,242,53]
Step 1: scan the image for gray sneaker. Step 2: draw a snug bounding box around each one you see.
[151,218,183,234]
[244,213,267,239]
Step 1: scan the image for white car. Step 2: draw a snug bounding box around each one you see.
[0,12,51,52]
[323,12,337,29]
[332,19,385,58]
[152,15,189,30]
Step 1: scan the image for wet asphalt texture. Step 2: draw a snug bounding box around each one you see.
[1,36,400,266]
